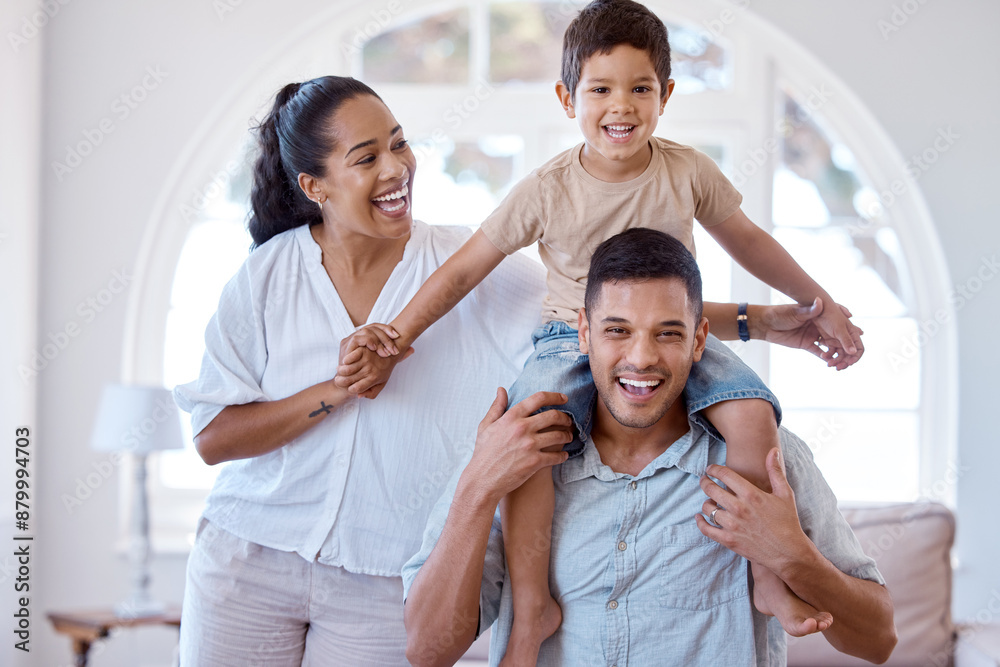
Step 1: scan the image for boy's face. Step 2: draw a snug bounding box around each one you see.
[557,44,674,182]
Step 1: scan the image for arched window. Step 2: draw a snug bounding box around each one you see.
[126,0,955,548]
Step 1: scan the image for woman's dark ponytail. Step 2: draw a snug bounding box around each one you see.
[247,76,382,248]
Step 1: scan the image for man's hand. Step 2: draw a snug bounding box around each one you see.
[696,448,811,573]
[754,298,865,370]
[460,389,573,507]
[698,448,898,663]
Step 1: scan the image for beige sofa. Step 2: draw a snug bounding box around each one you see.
[789,502,999,666]
[459,502,1000,666]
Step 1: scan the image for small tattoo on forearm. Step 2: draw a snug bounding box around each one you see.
[309,401,335,418]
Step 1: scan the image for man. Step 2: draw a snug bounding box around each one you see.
[402,229,897,666]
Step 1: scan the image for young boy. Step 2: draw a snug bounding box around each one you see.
[339,0,862,664]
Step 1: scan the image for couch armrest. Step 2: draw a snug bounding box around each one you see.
[956,623,1000,667]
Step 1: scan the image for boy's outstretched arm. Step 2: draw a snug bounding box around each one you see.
[703,300,863,370]
[705,209,863,366]
[336,229,508,393]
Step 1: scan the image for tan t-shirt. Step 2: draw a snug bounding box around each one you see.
[480,137,743,326]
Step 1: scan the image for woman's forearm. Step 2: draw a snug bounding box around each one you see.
[194,380,353,465]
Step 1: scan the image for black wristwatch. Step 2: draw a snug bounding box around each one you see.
[737,302,750,342]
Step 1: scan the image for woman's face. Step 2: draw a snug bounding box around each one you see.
[314,94,416,241]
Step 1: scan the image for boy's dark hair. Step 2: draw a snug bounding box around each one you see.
[585,228,703,320]
[561,0,672,100]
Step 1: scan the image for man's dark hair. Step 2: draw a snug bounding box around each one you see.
[561,0,672,100]
[585,228,703,320]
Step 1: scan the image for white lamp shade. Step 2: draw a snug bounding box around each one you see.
[90,384,185,454]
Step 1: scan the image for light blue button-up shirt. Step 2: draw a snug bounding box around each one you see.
[402,422,884,666]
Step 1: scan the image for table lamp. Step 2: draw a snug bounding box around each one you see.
[90,384,184,617]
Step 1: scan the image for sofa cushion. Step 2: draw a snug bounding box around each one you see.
[787,502,955,666]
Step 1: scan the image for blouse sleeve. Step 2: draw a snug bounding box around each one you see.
[173,262,269,436]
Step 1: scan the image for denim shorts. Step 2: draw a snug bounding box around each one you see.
[506,321,781,455]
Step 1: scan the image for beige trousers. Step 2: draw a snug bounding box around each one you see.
[179,518,409,666]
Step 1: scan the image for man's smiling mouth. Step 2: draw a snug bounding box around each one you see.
[618,377,662,395]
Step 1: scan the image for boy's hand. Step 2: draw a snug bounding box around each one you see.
[335,343,415,397]
[338,323,400,362]
[756,298,864,370]
[811,299,864,369]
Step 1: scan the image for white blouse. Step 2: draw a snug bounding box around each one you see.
[174,221,545,576]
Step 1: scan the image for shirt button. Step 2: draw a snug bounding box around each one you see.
[617,541,627,551]
[608,600,618,610]
[630,481,637,490]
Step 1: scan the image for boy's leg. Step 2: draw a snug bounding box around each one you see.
[500,471,562,666]
[693,336,832,636]
[499,322,593,666]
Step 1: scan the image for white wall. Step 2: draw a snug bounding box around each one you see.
[14,1,998,665]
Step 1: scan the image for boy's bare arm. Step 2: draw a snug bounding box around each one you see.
[703,300,862,370]
[336,229,508,392]
[705,209,863,365]
[391,229,508,349]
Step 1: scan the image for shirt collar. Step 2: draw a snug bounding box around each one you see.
[560,416,715,484]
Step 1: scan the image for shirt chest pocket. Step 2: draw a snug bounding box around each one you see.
[657,523,749,610]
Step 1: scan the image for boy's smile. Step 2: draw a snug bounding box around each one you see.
[556,44,674,183]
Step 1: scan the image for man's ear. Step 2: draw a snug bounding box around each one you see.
[578,308,590,354]
[555,80,576,119]
[659,79,675,115]
[691,315,709,362]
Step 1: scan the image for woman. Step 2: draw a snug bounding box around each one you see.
[173,76,548,665]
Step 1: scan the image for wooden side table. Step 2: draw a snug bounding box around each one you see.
[47,607,181,667]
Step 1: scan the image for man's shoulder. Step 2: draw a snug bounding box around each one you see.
[777,427,818,468]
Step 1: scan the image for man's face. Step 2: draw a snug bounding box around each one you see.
[579,277,708,430]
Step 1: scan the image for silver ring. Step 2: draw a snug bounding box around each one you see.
[710,507,722,527]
